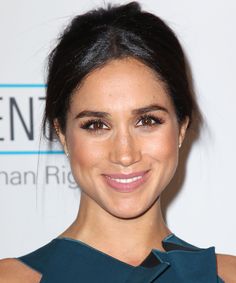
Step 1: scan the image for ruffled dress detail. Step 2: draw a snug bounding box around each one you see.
[17,234,224,282]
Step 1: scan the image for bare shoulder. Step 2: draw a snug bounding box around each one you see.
[217,254,236,283]
[0,258,42,283]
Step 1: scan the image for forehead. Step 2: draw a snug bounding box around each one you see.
[70,58,174,113]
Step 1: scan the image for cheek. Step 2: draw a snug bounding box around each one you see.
[67,132,107,171]
[142,125,179,161]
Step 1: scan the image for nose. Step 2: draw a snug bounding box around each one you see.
[109,129,141,167]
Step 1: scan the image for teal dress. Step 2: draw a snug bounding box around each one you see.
[17,234,224,282]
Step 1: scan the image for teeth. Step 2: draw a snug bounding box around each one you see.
[109,176,142,183]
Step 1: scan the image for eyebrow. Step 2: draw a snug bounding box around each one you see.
[132,104,168,115]
[74,104,168,119]
[74,111,111,119]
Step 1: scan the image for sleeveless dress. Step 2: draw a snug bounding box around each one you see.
[17,234,224,282]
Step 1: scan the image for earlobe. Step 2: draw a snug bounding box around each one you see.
[178,117,189,148]
[53,120,69,156]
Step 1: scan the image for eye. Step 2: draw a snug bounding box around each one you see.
[80,119,109,132]
[136,115,164,127]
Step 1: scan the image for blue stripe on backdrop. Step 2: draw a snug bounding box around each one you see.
[0,151,64,155]
[0,84,46,88]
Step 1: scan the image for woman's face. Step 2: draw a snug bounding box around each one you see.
[58,58,188,219]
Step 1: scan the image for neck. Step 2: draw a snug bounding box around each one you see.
[60,193,170,266]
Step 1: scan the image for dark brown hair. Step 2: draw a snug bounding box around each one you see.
[43,2,197,136]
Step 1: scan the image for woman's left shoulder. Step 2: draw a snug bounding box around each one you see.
[216,253,236,283]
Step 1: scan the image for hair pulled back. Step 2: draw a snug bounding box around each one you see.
[43,1,196,136]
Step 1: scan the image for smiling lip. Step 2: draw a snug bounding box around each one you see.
[103,170,150,193]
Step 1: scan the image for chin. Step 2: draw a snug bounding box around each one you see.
[104,199,157,220]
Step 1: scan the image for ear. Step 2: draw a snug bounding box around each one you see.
[53,120,69,155]
[178,117,189,148]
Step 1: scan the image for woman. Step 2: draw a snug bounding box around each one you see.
[0,2,235,282]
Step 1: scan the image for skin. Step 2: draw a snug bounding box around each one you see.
[57,57,189,263]
[0,57,235,282]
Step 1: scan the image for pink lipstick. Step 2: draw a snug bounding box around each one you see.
[103,170,149,193]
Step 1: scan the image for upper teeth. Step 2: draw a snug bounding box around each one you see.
[109,176,142,183]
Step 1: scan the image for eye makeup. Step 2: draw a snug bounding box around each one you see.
[79,113,165,134]
[136,114,165,127]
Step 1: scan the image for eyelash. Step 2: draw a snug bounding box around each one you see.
[80,119,109,132]
[137,114,164,127]
[80,114,164,132]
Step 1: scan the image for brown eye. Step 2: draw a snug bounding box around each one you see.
[137,115,164,127]
[91,121,107,130]
[141,116,155,126]
[80,119,109,131]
